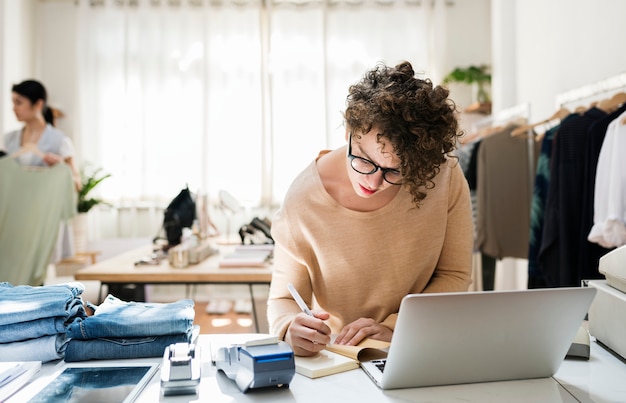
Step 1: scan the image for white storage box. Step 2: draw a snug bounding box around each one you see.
[587,280,626,360]
[598,244,626,293]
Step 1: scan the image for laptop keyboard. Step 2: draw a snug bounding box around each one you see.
[372,359,386,373]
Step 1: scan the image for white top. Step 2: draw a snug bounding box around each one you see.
[588,111,626,248]
[4,124,75,167]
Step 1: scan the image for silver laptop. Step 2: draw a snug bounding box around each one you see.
[360,287,596,390]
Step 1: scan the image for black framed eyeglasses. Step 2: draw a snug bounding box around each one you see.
[347,133,402,185]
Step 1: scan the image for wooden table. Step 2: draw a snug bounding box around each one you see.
[74,243,273,332]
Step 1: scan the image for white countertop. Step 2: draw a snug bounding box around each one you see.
[8,333,626,403]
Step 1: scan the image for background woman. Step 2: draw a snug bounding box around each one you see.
[4,79,81,190]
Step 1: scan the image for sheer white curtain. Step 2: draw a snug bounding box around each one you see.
[75,0,443,207]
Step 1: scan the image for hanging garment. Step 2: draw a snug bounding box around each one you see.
[588,110,626,248]
[0,158,75,286]
[576,104,626,279]
[539,107,606,287]
[527,123,562,288]
[476,124,540,259]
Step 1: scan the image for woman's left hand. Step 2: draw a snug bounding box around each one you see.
[334,317,392,346]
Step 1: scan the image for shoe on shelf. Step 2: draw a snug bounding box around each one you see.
[234,299,252,314]
[205,299,233,314]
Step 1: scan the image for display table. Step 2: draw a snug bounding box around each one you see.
[8,333,626,402]
[74,243,272,332]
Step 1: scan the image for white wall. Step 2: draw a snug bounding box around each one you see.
[0,0,77,138]
[33,0,77,140]
[508,0,626,121]
[0,0,35,138]
[490,0,516,112]
[444,0,491,108]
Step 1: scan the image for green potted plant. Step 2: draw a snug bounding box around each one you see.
[443,64,492,113]
[73,165,111,252]
[77,166,112,213]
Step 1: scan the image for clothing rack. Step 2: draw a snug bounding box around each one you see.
[556,72,626,109]
[472,103,530,131]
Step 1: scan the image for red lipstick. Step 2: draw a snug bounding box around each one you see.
[359,184,377,196]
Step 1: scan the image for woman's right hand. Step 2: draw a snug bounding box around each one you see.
[284,311,332,356]
[42,152,62,166]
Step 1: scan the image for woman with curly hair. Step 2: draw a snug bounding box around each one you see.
[267,61,473,356]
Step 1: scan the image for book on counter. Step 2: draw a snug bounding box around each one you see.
[294,337,390,379]
[0,361,42,401]
[218,244,273,268]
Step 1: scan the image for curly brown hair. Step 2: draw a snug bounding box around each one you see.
[343,61,461,206]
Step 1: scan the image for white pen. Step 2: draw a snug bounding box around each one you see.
[287,283,314,317]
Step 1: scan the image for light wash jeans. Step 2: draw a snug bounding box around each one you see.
[0,334,66,362]
[0,282,86,326]
[66,294,195,339]
[64,325,199,362]
[0,316,66,343]
[0,282,86,349]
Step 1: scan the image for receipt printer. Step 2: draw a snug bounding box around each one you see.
[215,341,295,393]
[160,343,201,396]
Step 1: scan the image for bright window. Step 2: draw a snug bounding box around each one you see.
[75,0,441,208]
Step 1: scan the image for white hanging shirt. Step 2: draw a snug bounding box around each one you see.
[588,110,626,248]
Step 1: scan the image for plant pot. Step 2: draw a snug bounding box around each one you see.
[72,212,90,253]
[464,102,492,115]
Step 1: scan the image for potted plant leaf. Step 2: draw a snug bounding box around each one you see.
[77,166,112,213]
[443,64,492,114]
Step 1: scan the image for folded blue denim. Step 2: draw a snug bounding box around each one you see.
[0,282,86,326]
[64,325,199,362]
[0,316,67,344]
[0,334,66,362]
[66,295,195,340]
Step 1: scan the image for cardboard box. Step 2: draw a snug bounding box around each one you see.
[189,242,218,264]
[168,241,218,267]
[587,280,626,360]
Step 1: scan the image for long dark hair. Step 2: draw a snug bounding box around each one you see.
[12,79,55,126]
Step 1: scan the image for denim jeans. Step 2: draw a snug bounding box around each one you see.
[0,316,66,343]
[0,334,66,362]
[64,325,199,362]
[66,295,195,340]
[0,282,86,326]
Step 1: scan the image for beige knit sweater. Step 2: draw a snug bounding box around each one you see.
[267,157,473,339]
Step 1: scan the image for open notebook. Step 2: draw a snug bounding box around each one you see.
[294,337,389,378]
[360,287,596,390]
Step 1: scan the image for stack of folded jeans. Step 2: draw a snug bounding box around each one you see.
[65,294,197,362]
[0,282,87,363]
